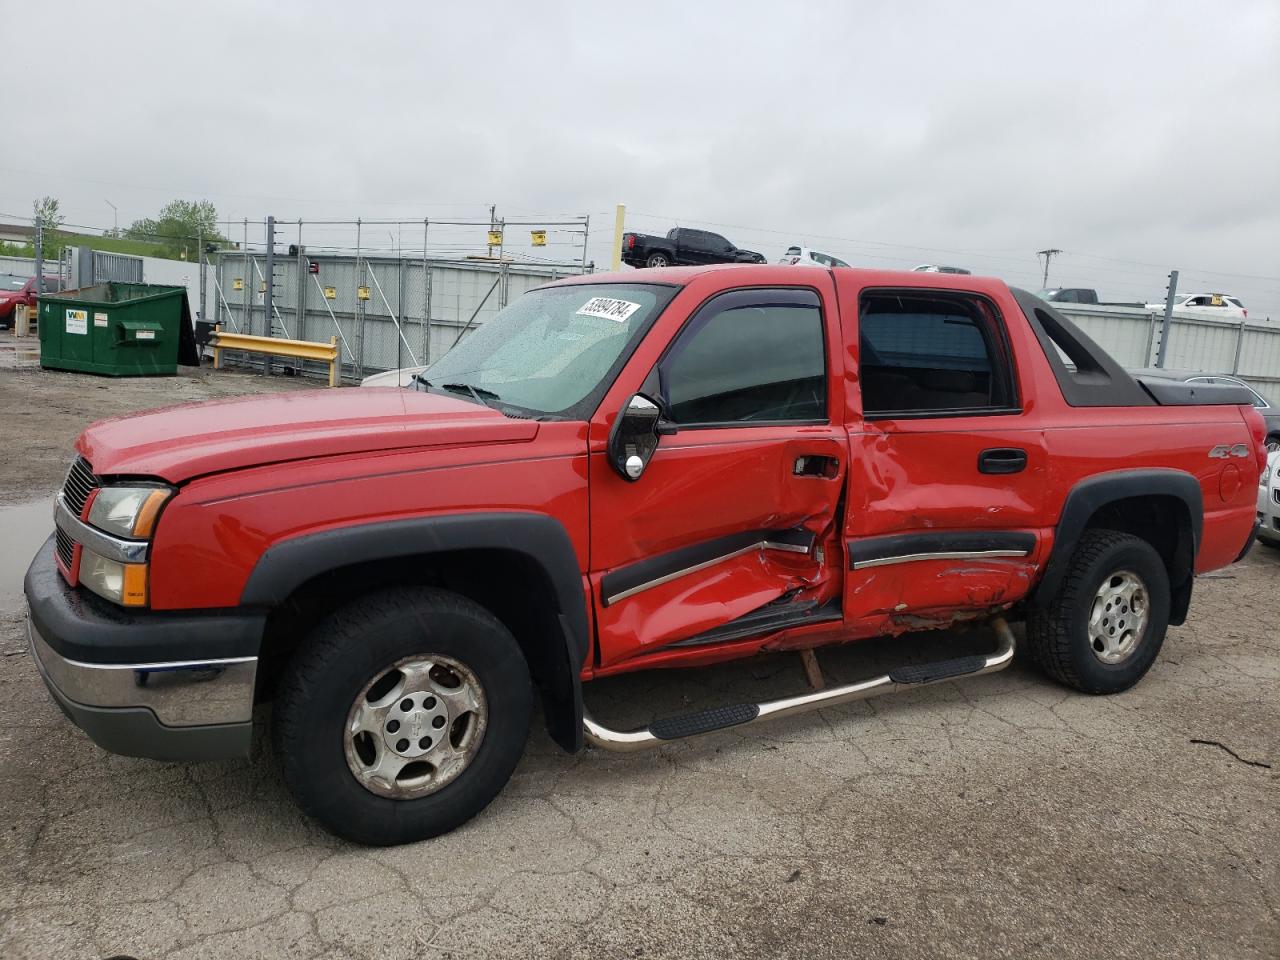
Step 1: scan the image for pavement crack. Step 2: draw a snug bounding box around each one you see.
[1189,738,1272,769]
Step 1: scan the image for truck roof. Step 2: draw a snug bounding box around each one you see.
[545,263,1003,291]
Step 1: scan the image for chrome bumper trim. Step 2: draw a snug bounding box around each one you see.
[54,495,149,565]
[27,614,257,727]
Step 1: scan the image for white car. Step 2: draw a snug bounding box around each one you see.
[361,365,426,388]
[912,264,972,275]
[1146,293,1248,321]
[778,246,850,268]
[1258,451,1280,549]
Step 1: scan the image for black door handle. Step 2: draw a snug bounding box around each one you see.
[793,455,840,478]
[978,448,1028,475]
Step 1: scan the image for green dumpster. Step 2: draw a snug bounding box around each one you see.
[38,283,197,376]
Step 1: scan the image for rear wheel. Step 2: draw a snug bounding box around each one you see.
[273,587,532,845]
[1026,529,1170,694]
[1266,434,1280,454]
[645,252,670,268]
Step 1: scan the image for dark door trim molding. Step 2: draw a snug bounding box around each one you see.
[601,528,814,606]
[847,531,1035,570]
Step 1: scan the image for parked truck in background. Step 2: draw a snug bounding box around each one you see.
[24,264,1265,845]
[621,227,766,268]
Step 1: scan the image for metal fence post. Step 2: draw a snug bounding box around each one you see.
[355,219,364,379]
[397,257,405,372]
[422,219,430,365]
[33,215,43,293]
[295,221,306,345]
[197,228,205,323]
[243,218,251,336]
[1232,321,1246,374]
[1156,269,1178,369]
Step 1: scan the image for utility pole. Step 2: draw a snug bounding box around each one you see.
[105,199,118,238]
[1036,248,1062,289]
[487,204,497,258]
[1156,269,1179,369]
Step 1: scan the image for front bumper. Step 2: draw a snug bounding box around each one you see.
[24,536,264,761]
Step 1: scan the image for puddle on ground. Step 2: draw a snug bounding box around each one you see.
[0,499,54,609]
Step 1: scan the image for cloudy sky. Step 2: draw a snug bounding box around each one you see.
[4,1,1278,316]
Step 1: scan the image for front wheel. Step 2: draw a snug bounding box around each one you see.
[645,252,670,268]
[273,587,532,845]
[1026,529,1171,694]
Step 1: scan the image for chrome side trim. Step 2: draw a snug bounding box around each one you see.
[583,617,1016,753]
[27,616,256,726]
[851,548,1029,570]
[54,495,149,564]
[605,538,813,605]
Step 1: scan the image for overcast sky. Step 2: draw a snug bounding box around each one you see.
[4,1,1278,316]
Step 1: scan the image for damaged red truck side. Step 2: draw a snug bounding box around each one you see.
[24,265,1264,845]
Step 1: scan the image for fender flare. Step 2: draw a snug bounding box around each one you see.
[241,512,589,752]
[1032,469,1203,617]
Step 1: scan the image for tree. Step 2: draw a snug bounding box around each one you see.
[33,196,64,230]
[126,199,227,261]
[31,196,65,260]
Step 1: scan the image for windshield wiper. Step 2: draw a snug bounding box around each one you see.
[441,382,500,408]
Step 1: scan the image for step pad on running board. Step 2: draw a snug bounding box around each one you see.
[888,654,988,685]
[649,703,760,740]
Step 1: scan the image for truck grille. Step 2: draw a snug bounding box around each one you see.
[62,457,99,517]
[55,527,75,569]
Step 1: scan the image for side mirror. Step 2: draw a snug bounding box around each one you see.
[608,393,666,481]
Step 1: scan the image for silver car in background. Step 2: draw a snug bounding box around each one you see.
[1258,452,1280,550]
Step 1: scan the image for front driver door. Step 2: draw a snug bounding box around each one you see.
[589,283,847,670]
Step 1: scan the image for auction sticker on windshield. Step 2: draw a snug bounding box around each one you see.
[577,297,641,323]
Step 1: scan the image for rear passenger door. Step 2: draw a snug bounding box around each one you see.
[843,287,1048,623]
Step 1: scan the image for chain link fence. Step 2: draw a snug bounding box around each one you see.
[208,250,583,382]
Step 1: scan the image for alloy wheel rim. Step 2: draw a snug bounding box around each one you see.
[344,654,487,799]
[1088,569,1149,665]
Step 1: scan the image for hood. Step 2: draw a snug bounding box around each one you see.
[77,387,539,483]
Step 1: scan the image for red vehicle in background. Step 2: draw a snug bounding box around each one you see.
[23,264,1265,845]
[0,273,59,328]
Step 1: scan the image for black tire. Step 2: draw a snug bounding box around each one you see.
[645,251,670,268]
[273,587,532,846]
[1025,529,1170,694]
[1266,434,1280,455]
[1258,538,1280,551]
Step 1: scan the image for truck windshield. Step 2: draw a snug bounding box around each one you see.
[417,283,675,418]
[1,274,26,291]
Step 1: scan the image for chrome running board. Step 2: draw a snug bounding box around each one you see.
[582,617,1016,753]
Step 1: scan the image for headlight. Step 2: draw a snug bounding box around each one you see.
[87,486,171,539]
[79,547,148,607]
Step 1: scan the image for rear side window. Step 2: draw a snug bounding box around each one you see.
[858,292,1016,416]
[660,289,826,426]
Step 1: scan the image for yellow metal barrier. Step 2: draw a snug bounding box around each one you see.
[211,325,341,387]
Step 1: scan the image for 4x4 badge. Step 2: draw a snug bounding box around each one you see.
[1208,443,1251,459]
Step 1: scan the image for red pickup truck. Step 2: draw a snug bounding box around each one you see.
[24,265,1264,845]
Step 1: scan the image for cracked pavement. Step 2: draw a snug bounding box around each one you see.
[0,363,1276,958]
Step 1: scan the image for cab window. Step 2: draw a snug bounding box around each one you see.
[659,289,826,426]
[858,291,1017,417]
